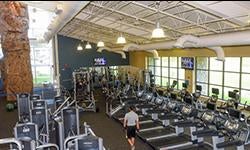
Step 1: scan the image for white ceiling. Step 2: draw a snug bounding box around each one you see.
[21,1,63,12]
[55,1,250,48]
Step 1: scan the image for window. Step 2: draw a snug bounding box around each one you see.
[196,57,250,104]
[109,66,118,76]
[28,6,54,86]
[147,57,185,89]
[30,40,53,85]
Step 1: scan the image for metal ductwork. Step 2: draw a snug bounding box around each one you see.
[122,44,160,59]
[43,1,90,42]
[122,41,175,52]
[207,47,225,61]
[146,50,159,59]
[97,47,126,59]
[175,30,250,48]
[122,30,250,61]
[174,35,225,61]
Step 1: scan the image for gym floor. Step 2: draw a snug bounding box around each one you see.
[0,91,152,150]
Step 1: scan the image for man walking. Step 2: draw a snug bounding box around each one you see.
[124,105,140,150]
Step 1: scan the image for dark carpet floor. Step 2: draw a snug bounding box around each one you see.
[0,91,152,150]
[79,90,152,150]
[1,91,250,150]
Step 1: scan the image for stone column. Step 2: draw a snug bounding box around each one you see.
[0,2,33,101]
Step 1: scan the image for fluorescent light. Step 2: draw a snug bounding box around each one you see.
[152,22,165,38]
[116,35,126,44]
[85,42,92,49]
[77,43,83,51]
[97,41,105,47]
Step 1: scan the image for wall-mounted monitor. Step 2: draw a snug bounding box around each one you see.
[94,58,106,66]
[181,57,194,70]
[212,88,219,95]
[228,91,236,99]
[196,85,202,91]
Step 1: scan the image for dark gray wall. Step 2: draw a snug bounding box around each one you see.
[57,35,129,89]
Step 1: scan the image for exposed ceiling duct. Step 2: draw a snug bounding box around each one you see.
[208,47,225,61]
[174,30,250,48]
[146,50,159,59]
[97,47,126,59]
[120,30,250,61]
[174,34,224,61]
[43,1,90,42]
[122,44,160,59]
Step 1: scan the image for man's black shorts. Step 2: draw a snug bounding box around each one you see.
[127,126,136,138]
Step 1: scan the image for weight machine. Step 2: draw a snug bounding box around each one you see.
[64,122,104,150]
[31,99,50,144]
[17,93,31,123]
[73,70,97,112]
[0,122,58,150]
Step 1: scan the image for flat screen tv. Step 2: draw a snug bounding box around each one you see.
[94,58,106,66]
[181,57,194,70]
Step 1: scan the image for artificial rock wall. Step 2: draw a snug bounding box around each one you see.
[0,2,33,101]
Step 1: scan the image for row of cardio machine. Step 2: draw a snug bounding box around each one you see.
[0,93,104,150]
[108,80,250,150]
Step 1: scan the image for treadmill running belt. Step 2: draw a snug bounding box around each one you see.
[137,128,174,140]
[177,143,212,150]
[112,109,125,119]
[140,122,162,129]
[148,134,190,149]
[139,116,152,122]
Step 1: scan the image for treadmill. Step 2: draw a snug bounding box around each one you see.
[112,93,147,122]
[137,94,183,141]
[114,92,155,124]
[176,102,220,150]
[137,93,170,132]
[137,125,176,141]
[147,95,203,150]
[137,104,164,132]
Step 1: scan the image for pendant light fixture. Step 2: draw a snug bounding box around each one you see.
[77,40,83,51]
[116,18,126,44]
[151,1,165,38]
[85,31,92,49]
[85,41,92,49]
[97,40,105,47]
[116,34,126,44]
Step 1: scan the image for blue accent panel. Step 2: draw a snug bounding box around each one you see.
[57,35,129,89]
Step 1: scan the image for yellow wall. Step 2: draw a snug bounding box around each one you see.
[130,46,250,68]
[129,51,150,69]
[129,46,250,92]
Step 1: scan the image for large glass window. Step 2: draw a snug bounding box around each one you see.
[162,57,168,66]
[28,6,54,86]
[209,71,223,85]
[147,57,185,89]
[196,56,250,104]
[30,40,53,85]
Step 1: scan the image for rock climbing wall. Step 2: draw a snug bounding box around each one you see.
[0,2,33,101]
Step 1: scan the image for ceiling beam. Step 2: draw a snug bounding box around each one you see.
[182,1,244,27]
[131,1,220,33]
[90,2,185,37]
[80,11,154,37]
[176,14,247,30]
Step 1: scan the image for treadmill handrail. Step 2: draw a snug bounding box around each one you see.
[216,139,244,148]
[192,128,218,137]
[171,120,194,127]
[0,138,22,150]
